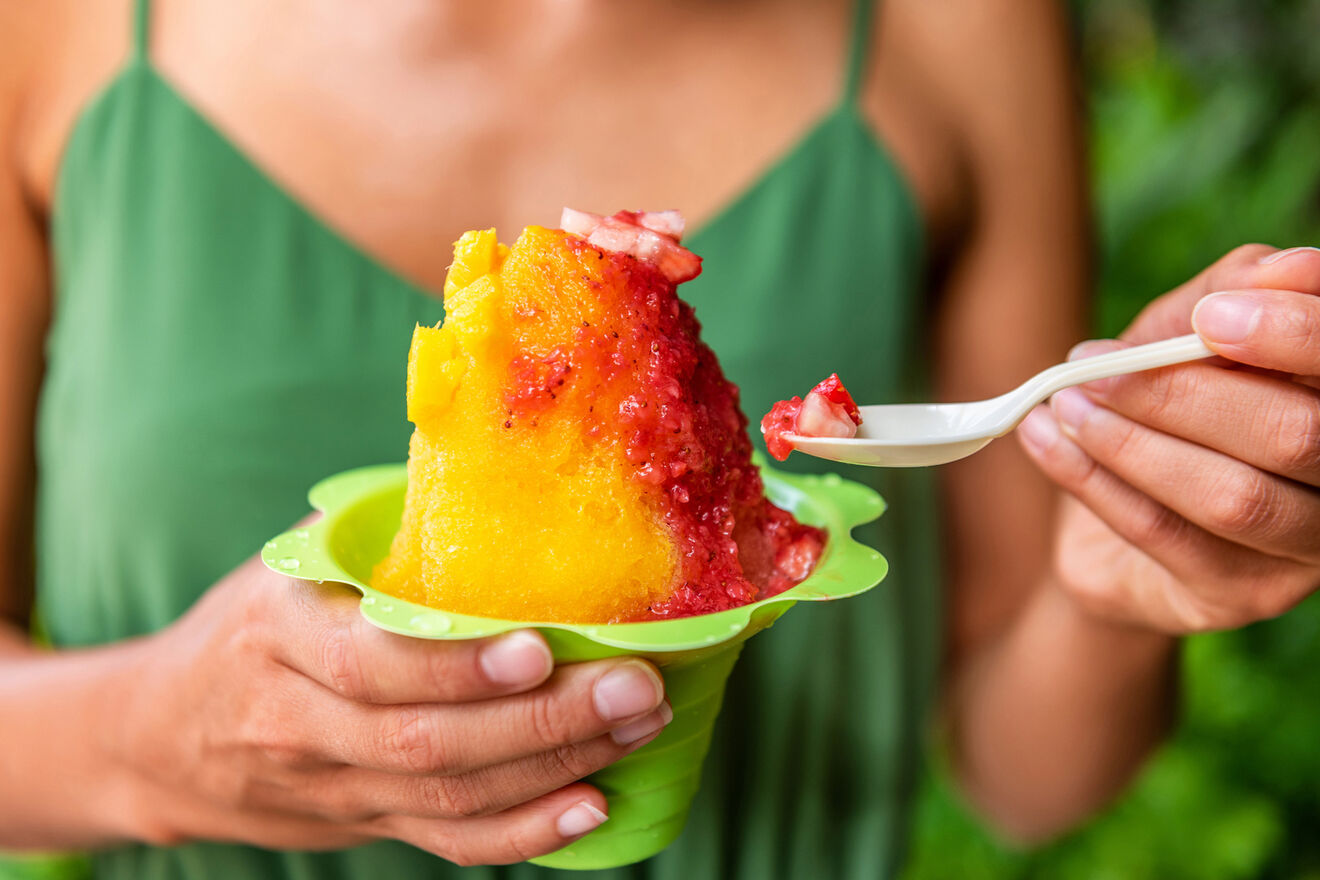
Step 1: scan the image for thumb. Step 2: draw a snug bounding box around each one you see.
[1192,288,1320,377]
[1121,244,1320,345]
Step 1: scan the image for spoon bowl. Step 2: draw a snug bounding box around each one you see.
[789,401,1004,467]
[787,333,1214,468]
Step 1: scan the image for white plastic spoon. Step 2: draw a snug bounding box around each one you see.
[784,333,1214,467]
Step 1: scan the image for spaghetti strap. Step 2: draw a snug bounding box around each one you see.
[842,0,878,102]
[132,0,152,61]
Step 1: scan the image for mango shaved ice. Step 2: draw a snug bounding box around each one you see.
[371,210,824,623]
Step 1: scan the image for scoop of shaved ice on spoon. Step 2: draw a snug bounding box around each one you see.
[760,373,863,461]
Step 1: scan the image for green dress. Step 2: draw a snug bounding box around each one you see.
[37,0,941,876]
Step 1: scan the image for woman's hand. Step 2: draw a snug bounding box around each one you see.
[111,554,671,866]
[1017,244,1320,633]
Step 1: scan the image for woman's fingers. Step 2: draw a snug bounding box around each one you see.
[143,770,609,865]
[1048,388,1320,565]
[277,583,553,703]
[1017,408,1249,584]
[384,783,610,867]
[1016,406,1304,630]
[1121,245,1320,344]
[1194,287,1320,377]
[289,658,666,776]
[1073,350,1320,487]
[1016,245,1320,636]
[307,708,668,822]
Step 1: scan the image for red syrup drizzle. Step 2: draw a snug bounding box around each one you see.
[761,398,804,462]
[503,235,824,619]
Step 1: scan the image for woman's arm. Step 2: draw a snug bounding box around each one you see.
[0,9,669,864]
[0,0,138,844]
[1,555,677,861]
[0,0,51,636]
[879,0,1178,841]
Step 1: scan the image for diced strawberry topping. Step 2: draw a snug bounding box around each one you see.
[810,373,862,425]
[618,209,686,239]
[760,398,804,461]
[759,374,863,460]
[558,207,702,284]
[796,391,858,439]
[559,207,603,237]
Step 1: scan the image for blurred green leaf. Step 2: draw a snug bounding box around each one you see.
[0,855,91,880]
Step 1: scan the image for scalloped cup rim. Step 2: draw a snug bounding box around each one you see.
[262,459,887,654]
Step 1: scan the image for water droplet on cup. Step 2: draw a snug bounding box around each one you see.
[263,540,277,551]
[277,557,301,572]
[362,596,377,606]
[381,604,395,613]
[409,614,453,634]
[293,528,310,540]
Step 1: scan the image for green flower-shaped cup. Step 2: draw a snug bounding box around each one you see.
[262,461,887,870]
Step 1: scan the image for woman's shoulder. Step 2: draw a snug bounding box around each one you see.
[3,0,131,214]
[862,0,1082,254]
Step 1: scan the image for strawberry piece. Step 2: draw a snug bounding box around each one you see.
[759,373,863,460]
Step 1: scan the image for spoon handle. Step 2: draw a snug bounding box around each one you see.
[1018,333,1214,408]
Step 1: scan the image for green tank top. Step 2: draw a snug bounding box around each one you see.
[37,0,941,877]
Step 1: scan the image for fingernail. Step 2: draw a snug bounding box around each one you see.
[1017,407,1060,453]
[610,701,674,746]
[557,801,608,838]
[1260,246,1320,265]
[478,631,551,686]
[594,662,664,721]
[1067,339,1120,362]
[1052,388,1097,434]
[1067,340,1126,393]
[1193,292,1261,344]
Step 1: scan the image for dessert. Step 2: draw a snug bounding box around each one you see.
[371,210,824,623]
[760,374,863,461]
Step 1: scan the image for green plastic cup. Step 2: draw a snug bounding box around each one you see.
[262,460,887,870]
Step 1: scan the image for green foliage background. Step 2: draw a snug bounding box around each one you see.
[5,3,1320,879]
[903,1,1320,878]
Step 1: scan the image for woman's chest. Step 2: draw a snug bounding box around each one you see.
[151,0,858,286]
[37,0,959,295]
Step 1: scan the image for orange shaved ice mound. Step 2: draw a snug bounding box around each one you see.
[371,211,823,623]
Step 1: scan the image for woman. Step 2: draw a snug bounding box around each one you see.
[2,0,1318,877]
